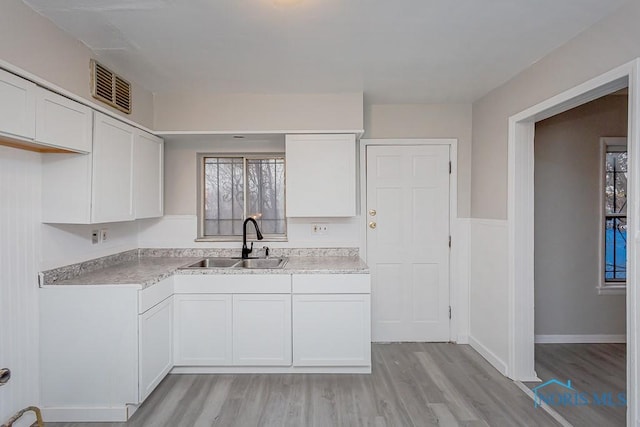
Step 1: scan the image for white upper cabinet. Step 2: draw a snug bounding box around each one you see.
[285,134,357,217]
[92,112,135,223]
[0,68,36,140]
[42,111,141,224]
[134,130,164,219]
[35,87,92,153]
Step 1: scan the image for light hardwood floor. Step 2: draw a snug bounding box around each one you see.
[49,344,559,427]
[525,343,626,427]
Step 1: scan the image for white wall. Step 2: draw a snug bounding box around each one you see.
[153,92,363,132]
[469,219,509,373]
[0,146,41,424]
[364,104,472,218]
[0,0,154,129]
[40,222,139,271]
[534,95,627,337]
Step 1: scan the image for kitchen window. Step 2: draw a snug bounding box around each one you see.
[599,138,627,294]
[197,154,286,241]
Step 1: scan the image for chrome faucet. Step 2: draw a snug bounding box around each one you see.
[242,217,264,259]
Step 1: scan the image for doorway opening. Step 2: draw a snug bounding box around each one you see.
[507,60,639,425]
[524,91,628,426]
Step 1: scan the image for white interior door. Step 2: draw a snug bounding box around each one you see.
[367,145,451,342]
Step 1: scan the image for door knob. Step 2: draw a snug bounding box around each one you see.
[368,209,377,216]
[369,221,377,229]
[0,368,10,386]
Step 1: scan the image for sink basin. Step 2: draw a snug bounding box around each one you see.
[182,258,239,268]
[238,258,287,269]
[180,257,287,269]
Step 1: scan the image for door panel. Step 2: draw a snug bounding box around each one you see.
[367,145,450,342]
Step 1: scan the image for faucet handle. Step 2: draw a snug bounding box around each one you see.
[262,246,270,257]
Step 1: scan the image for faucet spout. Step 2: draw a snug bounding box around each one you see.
[242,217,264,259]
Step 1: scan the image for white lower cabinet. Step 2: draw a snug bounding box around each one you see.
[39,279,174,422]
[139,296,173,402]
[292,274,371,367]
[293,294,371,366]
[233,294,292,366]
[173,294,232,366]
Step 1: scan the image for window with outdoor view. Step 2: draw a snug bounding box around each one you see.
[198,155,286,240]
[602,139,627,291]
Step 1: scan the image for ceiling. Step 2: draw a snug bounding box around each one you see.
[22,0,626,104]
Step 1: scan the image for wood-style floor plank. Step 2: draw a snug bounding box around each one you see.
[48,344,560,427]
[524,343,626,427]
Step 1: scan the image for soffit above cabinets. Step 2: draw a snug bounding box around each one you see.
[21,0,626,104]
[160,133,285,146]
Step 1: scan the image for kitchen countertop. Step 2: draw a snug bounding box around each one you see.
[46,255,369,289]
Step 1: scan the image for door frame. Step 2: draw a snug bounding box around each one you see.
[507,59,639,424]
[359,139,462,342]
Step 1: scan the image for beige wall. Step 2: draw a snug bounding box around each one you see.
[535,95,627,336]
[154,92,363,132]
[472,0,638,219]
[365,103,472,217]
[165,138,285,215]
[469,0,638,385]
[0,0,154,128]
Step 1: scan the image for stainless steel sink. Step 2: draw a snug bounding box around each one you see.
[237,258,287,269]
[180,257,287,269]
[184,258,239,268]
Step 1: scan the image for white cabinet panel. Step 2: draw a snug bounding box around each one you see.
[35,87,92,153]
[232,294,292,366]
[0,69,35,140]
[173,294,232,366]
[134,130,164,219]
[139,296,173,402]
[91,112,135,223]
[293,294,371,367]
[40,286,139,409]
[285,134,356,217]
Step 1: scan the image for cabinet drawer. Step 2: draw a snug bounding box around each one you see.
[174,274,291,294]
[292,274,370,294]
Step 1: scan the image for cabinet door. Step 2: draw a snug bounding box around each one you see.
[92,112,135,223]
[173,294,232,366]
[233,294,292,366]
[139,296,173,402]
[293,294,371,366]
[134,130,164,219]
[285,134,356,217]
[0,69,35,140]
[35,87,93,153]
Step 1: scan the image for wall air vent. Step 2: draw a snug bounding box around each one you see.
[90,60,132,114]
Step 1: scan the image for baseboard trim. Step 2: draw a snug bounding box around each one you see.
[171,365,372,374]
[469,335,508,375]
[535,334,626,344]
[41,406,132,422]
[455,335,470,344]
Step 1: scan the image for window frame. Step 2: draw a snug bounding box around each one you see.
[196,152,287,242]
[598,137,627,295]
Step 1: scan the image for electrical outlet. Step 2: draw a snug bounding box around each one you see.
[100,229,108,242]
[91,230,99,245]
[311,223,329,236]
